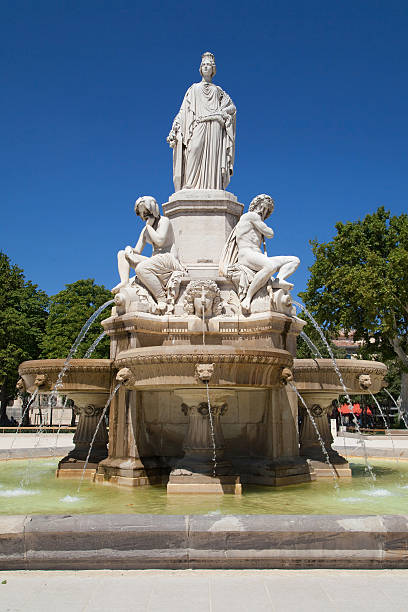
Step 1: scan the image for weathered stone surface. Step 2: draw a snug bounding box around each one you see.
[1,513,408,569]
[0,516,27,569]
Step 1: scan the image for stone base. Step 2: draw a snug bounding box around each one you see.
[236,457,314,486]
[94,473,166,487]
[167,473,241,495]
[308,459,352,479]
[96,456,169,487]
[55,468,96,481]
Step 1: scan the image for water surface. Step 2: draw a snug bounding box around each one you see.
[1,458,408,515]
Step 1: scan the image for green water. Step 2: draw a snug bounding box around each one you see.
[1,458,408,515]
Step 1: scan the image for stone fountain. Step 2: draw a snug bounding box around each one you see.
[19,52,387,494]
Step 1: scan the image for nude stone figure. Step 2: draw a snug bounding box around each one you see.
[112,196,184,313]
[219,194,300,313]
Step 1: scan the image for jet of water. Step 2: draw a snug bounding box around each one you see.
[205,382,217,477]
[289,381,339,490]
[368,392,399,462]
[76,382,121,492]
[299,331,323,359]
[49,299,114,403]
[5,390,38,461]
[84,331,107,359]
[19,299,114,488]
[384,388,408,429]
[292,300,376,482]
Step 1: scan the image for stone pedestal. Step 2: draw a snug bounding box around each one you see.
[162,190,243,278]
[96,387,166,487]
[299,392,351,478]
[167,389,241,494]
[57,402,108,480]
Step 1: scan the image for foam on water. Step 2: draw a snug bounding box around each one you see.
[60,495,81,503]
[341,497,365,502]
[0,489,38,497]
[363,488,392,497]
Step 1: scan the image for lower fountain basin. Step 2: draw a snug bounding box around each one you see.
[1,457,407,515]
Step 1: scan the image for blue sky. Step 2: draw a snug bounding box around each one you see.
[1,1,407,299]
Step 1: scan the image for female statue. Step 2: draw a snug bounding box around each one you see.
[167,52,236,191]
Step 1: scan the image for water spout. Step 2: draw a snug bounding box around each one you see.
[84,331,107,358]
[205,381,217,477]
[6,390,38,461]
[384,388,408,429]
[289,381,339,490]
[77,382,121,492]
[299,331,323,359]
[369,391,399,462]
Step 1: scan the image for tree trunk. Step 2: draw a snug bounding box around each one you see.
[0,380,10,426]
[401,371,408,420]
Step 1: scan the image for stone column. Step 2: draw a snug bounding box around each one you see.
[180,400,227,474]
[299,392,351,478]
[167,389,241,494]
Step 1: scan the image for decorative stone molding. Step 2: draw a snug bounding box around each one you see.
[279,367,293,386]
[116,368,136,387]
[74,404,104,417]
[16,378,26,392]
[34,374,49,389]
[358,374,372,390]
[310,404,324,418]
[183,280,225,317]
[195,363,215,383]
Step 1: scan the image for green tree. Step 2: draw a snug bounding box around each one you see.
[0,252,48,424]
[299,207,408,414]
[41,279,112,359]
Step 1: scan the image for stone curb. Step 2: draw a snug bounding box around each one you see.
[1,514,408,569]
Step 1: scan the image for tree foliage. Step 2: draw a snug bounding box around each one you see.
[40,279,113,359]
[299,207,408,409]
[0,252,49,424]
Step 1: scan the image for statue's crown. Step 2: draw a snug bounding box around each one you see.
[201,51,215,64]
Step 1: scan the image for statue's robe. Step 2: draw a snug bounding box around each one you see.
[172,82,236,191]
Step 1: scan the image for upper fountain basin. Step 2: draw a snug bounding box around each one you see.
[114,345,293,390]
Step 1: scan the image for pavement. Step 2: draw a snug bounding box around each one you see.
[0,433,73,459]
[1,569,408,611]
[332,433,408,458]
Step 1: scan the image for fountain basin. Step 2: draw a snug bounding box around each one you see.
[1,458,408,569]
[293,358,387,478]
[19,359,113,477]
[293,358,387,395]
[115,345,293,389]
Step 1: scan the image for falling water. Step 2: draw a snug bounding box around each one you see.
[205,381,217,477]
[84,331,107,358]
[299,331,323,359]
[50,394,70,458]
[201,285,206,345]
[5,390,38,461]
[368,392,399,462]
[293,300,376,481]
[289,382,339,490]
[49,299,114,402]
[76,382,121,492]
[384,388,408,429]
